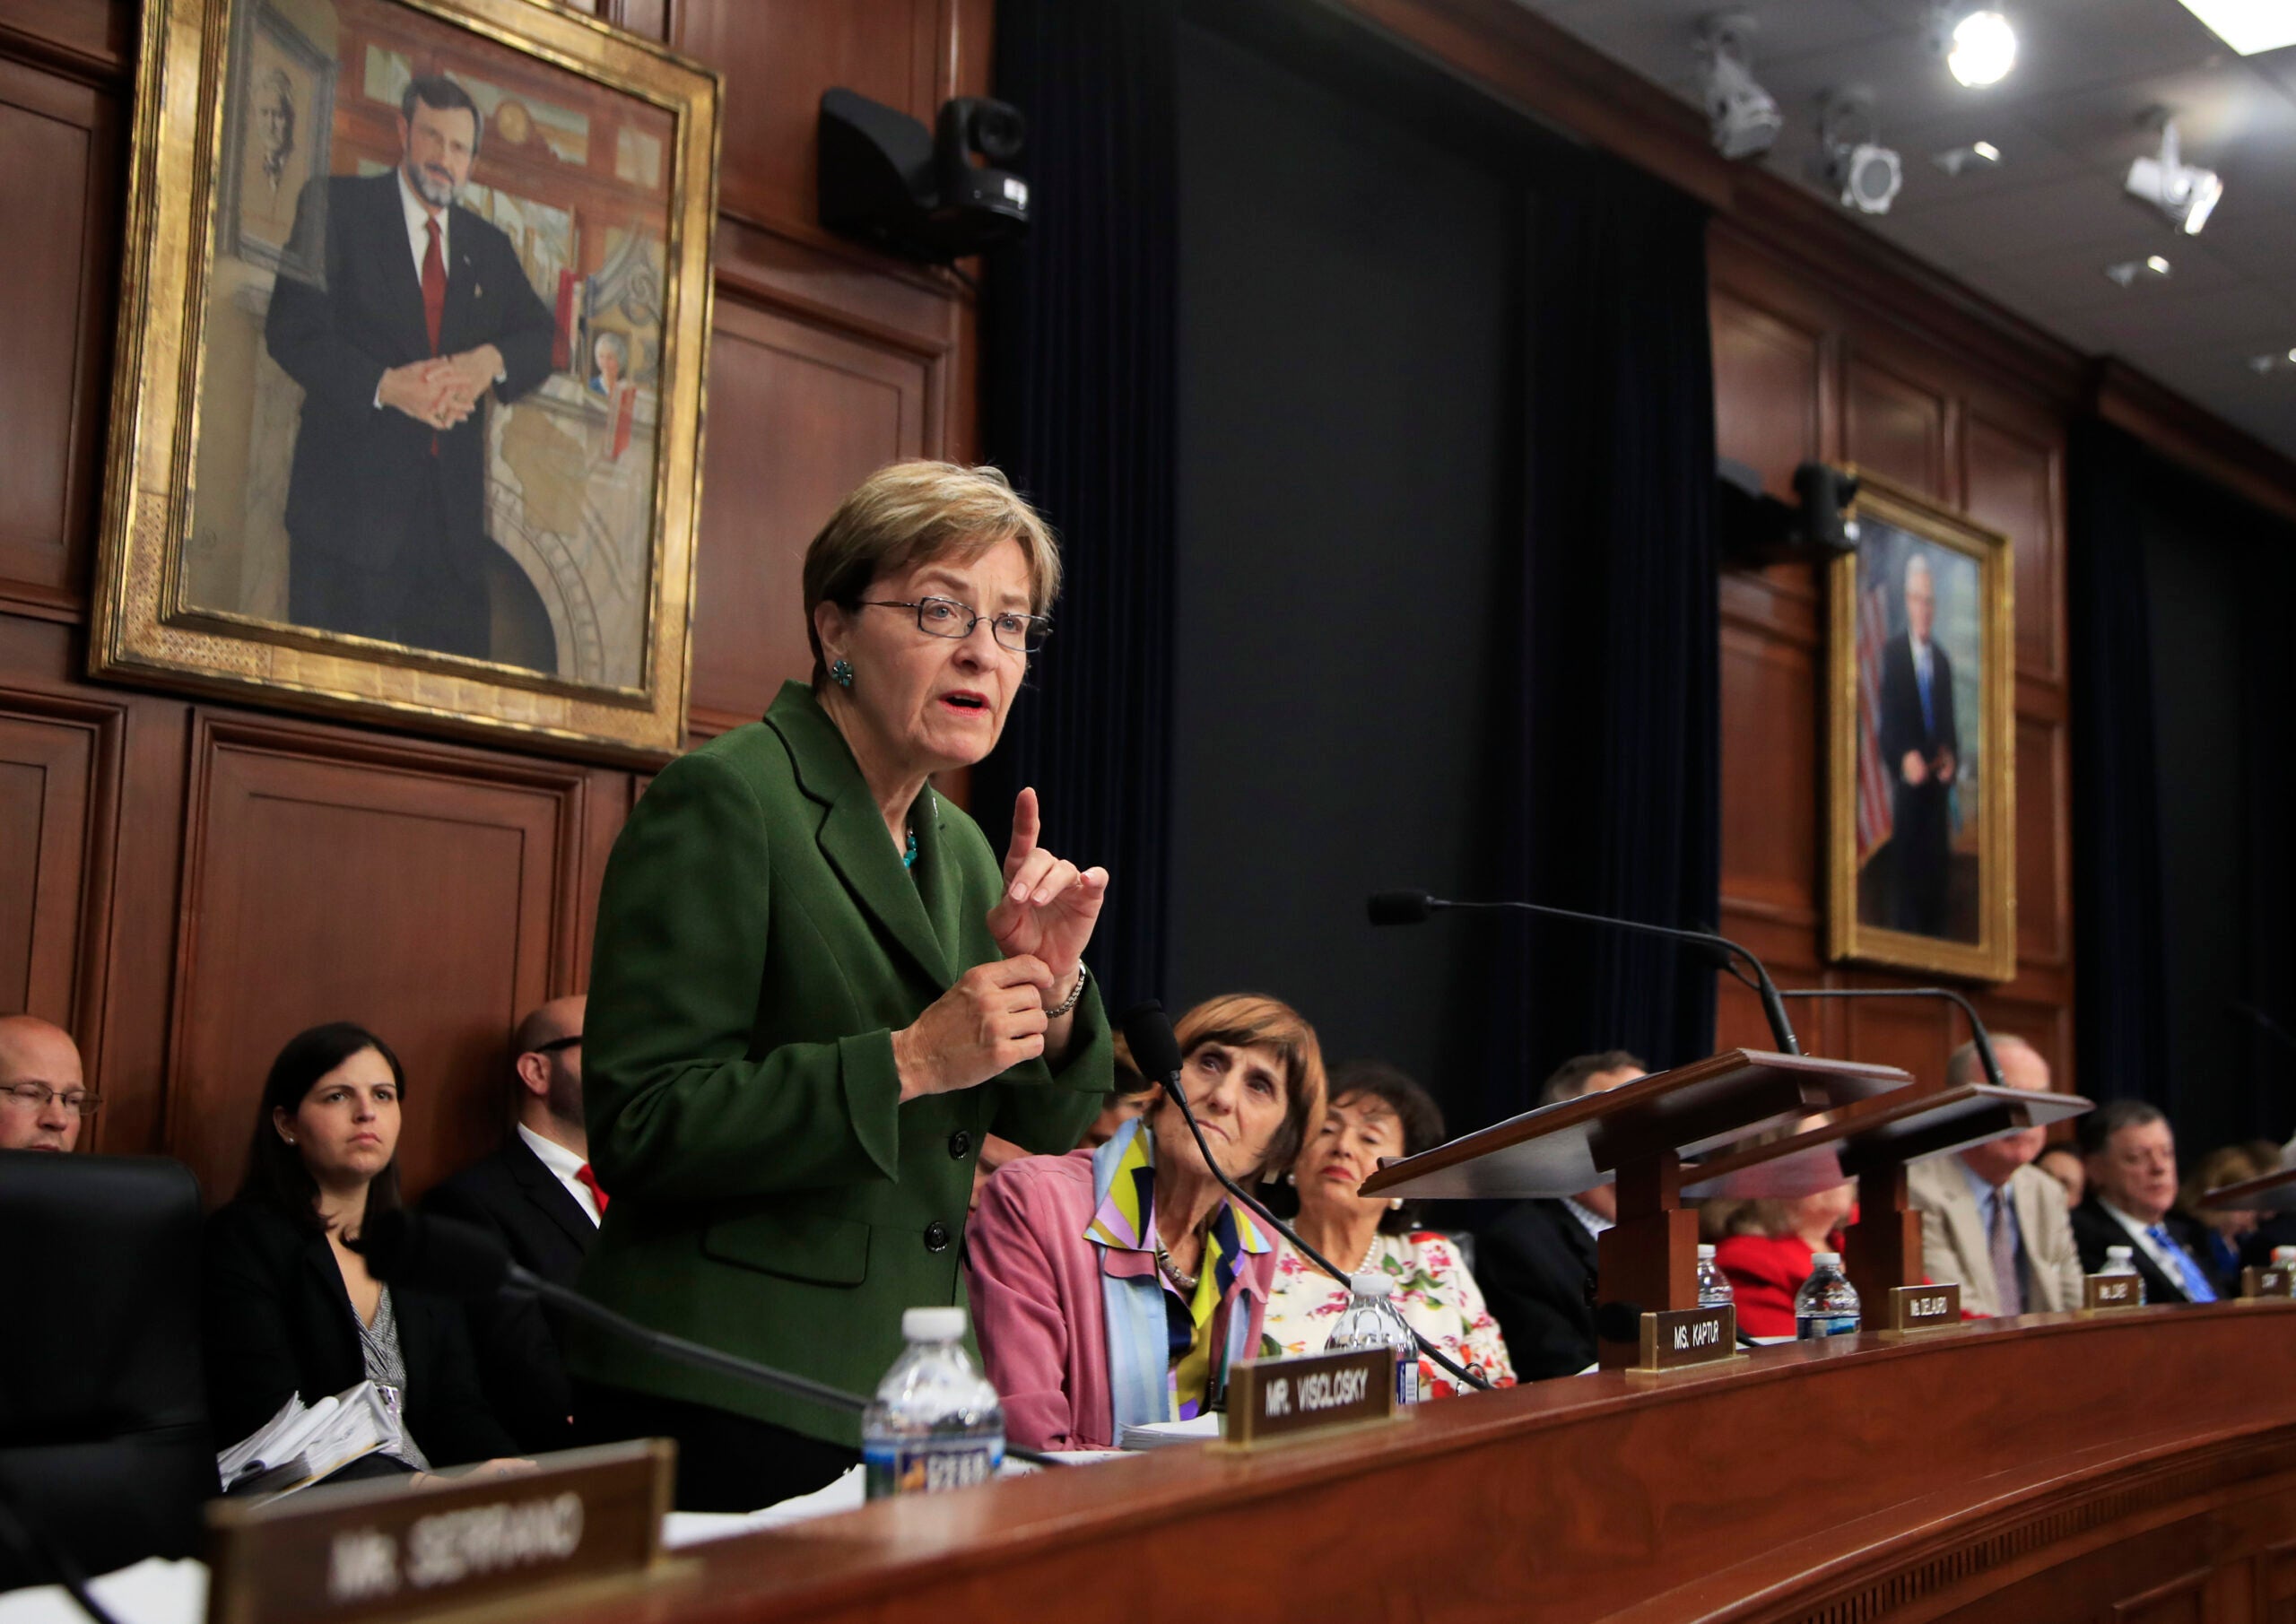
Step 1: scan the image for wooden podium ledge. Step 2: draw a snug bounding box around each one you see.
[553,1305,2296,1624]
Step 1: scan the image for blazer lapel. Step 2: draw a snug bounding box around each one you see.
[508,1135,596,1251]
[768,684,952,987]
[368,174,436,360]
[438,204,483,358]
[1945,1185,1997,1308]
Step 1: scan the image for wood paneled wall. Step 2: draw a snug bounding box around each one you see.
[1709,224,2076,1091]
[0,0,984,1202]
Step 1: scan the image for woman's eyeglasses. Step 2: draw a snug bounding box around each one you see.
[858,596,1051,654]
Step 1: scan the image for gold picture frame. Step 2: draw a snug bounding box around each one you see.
[1825,472,2015,982]
[91,0,722,762]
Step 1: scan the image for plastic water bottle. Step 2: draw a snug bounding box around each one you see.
[2100,1245,2145,1304]
[1696,1243,1735,1309]
[2273,1246,2295,1268]
[862,1307,1004,1500]
[1323,1272,1422,1405]
[1794,1251,1861,1340]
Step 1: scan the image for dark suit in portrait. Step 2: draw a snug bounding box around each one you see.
[1875,630,1959,936]
[423,1133,597,1454]
[265,169,557,664]
[1475,1199,1600,1381]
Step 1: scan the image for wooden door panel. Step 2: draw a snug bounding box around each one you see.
[1846,356,1946,499]
[688,297,928,728]
[170,716,587,1203]
[1967,413,2063,682]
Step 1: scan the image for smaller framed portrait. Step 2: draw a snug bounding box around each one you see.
[1825,472,2016,982]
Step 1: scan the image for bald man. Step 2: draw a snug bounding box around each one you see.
[424,995,596,1451]
[1906,1038,2083,1316]
[0,1015,88,1153]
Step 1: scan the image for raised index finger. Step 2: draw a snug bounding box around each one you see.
[1004,786,1041,878]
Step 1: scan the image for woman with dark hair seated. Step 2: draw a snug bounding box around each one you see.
[1262,1061,1514,1397]
[201,1022,524,1481]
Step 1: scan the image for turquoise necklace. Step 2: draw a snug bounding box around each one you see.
[902,828,918,871]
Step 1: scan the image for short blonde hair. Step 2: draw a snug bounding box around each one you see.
[1152,994,1328,1181]
[802,461,1061,687]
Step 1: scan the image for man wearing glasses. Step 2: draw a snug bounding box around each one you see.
[423,996,596,1451]
[0,1015,89,1154]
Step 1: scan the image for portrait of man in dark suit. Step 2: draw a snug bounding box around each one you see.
[1874,550,1961,938]
[265,73,558,665]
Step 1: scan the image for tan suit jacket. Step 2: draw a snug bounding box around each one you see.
[1908,1156,2084,1316]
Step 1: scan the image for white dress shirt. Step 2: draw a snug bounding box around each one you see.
[1561,1196,1613,1240]
[2098,1198,2192,1290]
[397,165,448,280]
[517,1123,601,1227]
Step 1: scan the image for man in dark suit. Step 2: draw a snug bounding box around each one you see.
[424,996,598,1452]
[265,74,556,664]
[1875,551,1960,937]
[1475,1051,1645,1380]
[2070,1099,2218,1306]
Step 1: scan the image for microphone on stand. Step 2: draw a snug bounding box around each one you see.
[1119,1002,1495,1394]
[350,1210,1069,1468]
[1366,889,1801,1057]
[1772,986,2005,1088]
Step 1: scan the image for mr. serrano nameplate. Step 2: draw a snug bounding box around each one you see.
[204,1440,672,1624]
[1222,1348,1398,1446]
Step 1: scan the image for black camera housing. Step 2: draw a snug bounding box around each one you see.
[1716,459,1862,567]
[819,88,1030,265]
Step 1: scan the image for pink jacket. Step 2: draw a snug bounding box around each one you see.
[967,1146,1276,1452]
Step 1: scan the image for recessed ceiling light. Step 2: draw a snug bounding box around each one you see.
[1932,140,2004,176]
[2105,256,2173,286]
[1942,7,2019,86]
[2172,0,2296,55]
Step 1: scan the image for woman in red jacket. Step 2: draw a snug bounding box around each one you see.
[1709,1185,1856,1337]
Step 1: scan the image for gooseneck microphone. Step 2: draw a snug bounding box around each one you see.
[1119,1002,1495,1394]
[352,1210,1065,1468]
[1774,986,2005,1088]
[1366,889,1801,1057]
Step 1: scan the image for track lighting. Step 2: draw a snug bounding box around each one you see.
[2125,117,2223,236]
[1815,91,1902,215]
[1696,13,1783,161]
[1932,4,2019,87]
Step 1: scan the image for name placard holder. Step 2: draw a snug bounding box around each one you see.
[2240,1266,2295,1299]
[1221,1348,1398,1448]
[2083,1273,2144,1312]
[204,1439,674,1624]
[1880,1282,1961,1337]
[1632,1306,1742,1375]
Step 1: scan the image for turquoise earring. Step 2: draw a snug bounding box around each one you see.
[831,658,854,689]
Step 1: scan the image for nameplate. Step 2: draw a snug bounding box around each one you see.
[1634,1306,1736,1373]
[2241,1266,2296,1299]
[1222,1348,1397,1446]
[1883,1282,1961,1333]
[204,1440,671,1624]
[2083,1273,2143,1311]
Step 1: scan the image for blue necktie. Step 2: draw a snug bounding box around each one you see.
[2147,1225,2216,1303]
[1916,650,1934,735]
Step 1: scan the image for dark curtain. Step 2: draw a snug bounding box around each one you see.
[2066,417,2171,1110]
[1485,157,1722,1125]
[978,0,1178,1011]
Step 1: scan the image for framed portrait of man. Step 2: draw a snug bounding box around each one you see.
[91,0,721,760]
[1825,473,2015,981]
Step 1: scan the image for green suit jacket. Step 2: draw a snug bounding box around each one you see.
[572,682,1111,1445]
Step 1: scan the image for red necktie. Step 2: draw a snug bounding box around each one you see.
[574,1163,608,1218]
[421,217,446,354]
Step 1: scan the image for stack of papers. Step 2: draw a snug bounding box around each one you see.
[215,1383,397,1496]
[1118,1413,1222,1450]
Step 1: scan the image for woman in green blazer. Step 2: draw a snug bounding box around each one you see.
[573,463,1115,1509]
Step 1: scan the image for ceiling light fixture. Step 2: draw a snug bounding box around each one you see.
[2103,256,2172,287]
[1815,90,1903,215]
[2172,0,2296,55]
[1932,139,2003,176]
[1932,4,2019,87]
[1696,13,1784,161]
[2126,116,2224,235]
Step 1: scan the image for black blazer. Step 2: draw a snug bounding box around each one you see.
[1877,633,1958,828]
[200,1198,517,1470]
[2069,1201,2208,1305]
[265,170,556,577]
[1475,1200,1600,1381]
[422,1135,597,1453]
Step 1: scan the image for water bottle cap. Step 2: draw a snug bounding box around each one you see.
[1697,1244,1716,1260]
[2106,1246,2133,1259]
[1812,1252,1841,1268]
[1350,1271,1395,1298]
[902,1306,967,1342]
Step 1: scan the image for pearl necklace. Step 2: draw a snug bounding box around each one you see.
[1356,1230,1384,1274]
